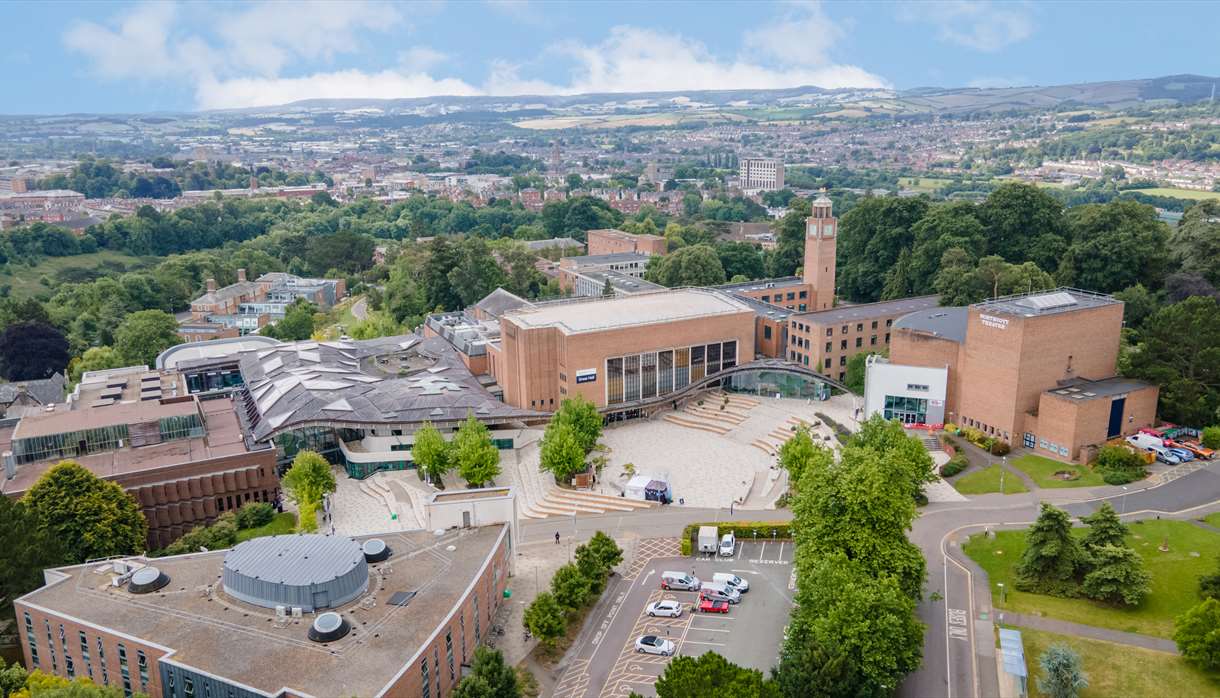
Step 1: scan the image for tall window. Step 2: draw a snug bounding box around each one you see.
[25,613,38,667]
[606,357,624,404]
[706,342,721,375]
[657,350,674,396]
[421,659,430,698]
[674,348,690,390]
[640,352,657,400]
[623,354,641,402]
[445,632,456,683]
[690,345,705,382]
[722,341,737,371]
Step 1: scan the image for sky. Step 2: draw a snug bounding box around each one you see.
[2,0,1217,114]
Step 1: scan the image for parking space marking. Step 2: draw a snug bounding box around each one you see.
[553,658,591,698]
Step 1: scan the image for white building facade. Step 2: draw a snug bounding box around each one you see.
[862,355,949,426]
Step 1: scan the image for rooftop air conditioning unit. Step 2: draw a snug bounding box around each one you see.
[291,607,303,618]
[276,605,287,618]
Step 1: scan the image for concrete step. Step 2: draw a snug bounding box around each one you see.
[549,490,656,511]
[750,439,778,455]
[684,405,748,425]
[662,414,731,435]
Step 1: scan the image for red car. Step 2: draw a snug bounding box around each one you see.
[699,598,730,614]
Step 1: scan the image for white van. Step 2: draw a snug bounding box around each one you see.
[1126,433,1163,451]
[700,582,741,604]
[712,572,750,593]
[660,571,701,591]
[719,532,736,557]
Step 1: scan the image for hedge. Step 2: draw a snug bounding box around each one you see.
[939,454,969,478]
[814,412,853,446]
[680,521,792,556]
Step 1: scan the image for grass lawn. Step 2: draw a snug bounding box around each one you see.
[898,176,954,192]
[954,464,1030,495]
[1131,187,1220,201]
[0,250,155,297]
[1009,454,1106,489]
[1012,626,1220,698]
[1205,512,1220,529]
[235,512,296,543]
[964,519,1220,638]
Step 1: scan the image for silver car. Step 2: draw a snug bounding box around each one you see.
[646,600,683,618]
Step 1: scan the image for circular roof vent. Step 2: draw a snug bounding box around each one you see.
[362,539,390,563]
[308,612,350,643]
[128,566,170,594]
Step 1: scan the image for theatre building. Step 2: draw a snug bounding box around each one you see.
[874,288,1159,463]
[491,289,756,412]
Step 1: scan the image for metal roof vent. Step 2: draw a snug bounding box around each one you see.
[362,538,391,563]
[128,566,170,594]
[308,612,350,643]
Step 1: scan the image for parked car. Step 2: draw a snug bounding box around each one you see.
[700,582,741,604]
[1151,446,1181,465]
[699,598,730,614]
[660,572,701,591]
[635,635,675,656]
[1166,447,1194,462]
[719,532,736,557]
[712,572,750,593]
[646,600,683,618]
[1167,439,1216,460]
[1127,433,1164,451]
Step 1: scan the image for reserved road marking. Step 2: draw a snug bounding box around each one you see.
[680,640,726,646]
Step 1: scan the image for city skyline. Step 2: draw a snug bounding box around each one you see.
[1,0,1217,114]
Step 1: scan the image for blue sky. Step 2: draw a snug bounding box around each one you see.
[2,0,1217,114]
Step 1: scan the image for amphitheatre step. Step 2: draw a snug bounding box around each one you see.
[662,414,731,435]
[684,406,747,425]
[548,491,656,511]
[532,501,606,515]
[751,439,778,455]
[556,490,658,508]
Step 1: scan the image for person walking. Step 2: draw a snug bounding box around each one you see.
[555,531,561,545]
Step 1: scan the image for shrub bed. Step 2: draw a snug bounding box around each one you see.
[814,412,852,445]
[939,454,970,478]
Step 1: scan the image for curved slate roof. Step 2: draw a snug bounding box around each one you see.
[238,333,546,441]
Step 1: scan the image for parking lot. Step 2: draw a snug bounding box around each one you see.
[553,540,794,698]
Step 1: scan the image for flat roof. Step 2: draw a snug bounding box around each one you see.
[714,276,805,293]
[588,228,665,242]
[973,288,1118,318]
[893,306,969,343]
[793,295,940,325]
[17,526,507,698]
[12,398,198,439]
[158,336,282,370]
[561,252,650,266]
[504,289,754,334]
[1044,376,1155,402]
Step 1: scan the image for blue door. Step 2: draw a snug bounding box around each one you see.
[1107,398,1126,439]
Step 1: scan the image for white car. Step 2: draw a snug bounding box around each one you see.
[719,532,736,557]
[646,600,683,618]
[635,635,676,656]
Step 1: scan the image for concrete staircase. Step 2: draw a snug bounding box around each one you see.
[661,391,759,436]
[750,416,823,455]
[358,477,415,530]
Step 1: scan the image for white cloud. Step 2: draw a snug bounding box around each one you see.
[899,1,1033,52]
[65,1,887,109]
[63,3,179,79]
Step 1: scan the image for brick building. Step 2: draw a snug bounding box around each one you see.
[884,289,1159,462]
[738,158,785,191]
[586,228,668,257]
[15,524,511,698]
[1,366,277,549]
[785,296,941,383]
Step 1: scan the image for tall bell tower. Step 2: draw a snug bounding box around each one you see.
[803,193,837,310]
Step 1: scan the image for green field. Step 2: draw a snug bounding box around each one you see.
[0,250,155,298]
[954,464,1030,495]
[964,519,1220,638]
[235,512,297,543]
[1009,454,1107,488]
[1012,626,1220,698]
[898,176,955,192]
[1129,187,1220,201]
[1204,512,1220,528]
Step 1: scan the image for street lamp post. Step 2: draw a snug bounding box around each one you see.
[997,582,1006,604]
[1000,456,1007,494]
[1121,486,1130,515]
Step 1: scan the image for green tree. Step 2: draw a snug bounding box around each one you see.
[1198,555,1220,600]
[0,656,29,698]
[1081,544,1151,606]
[979,182,1069,270]
[932,247,984,306]
[1124,296,1220,426]
[583,531,623,573]
[411,422,453,486]
[1167,199,1220,286]
[907,201,987,293]
[551,396,602,453]
[114,309,180,366]
[1203,426,1220,450]
[539,422,587,483]
[281,450,336,506]
[68,346,125,386]
[550,563,592,610]
[451,646,519,698]
[716,241,766,281]
[849,414,937,501]
[452,414,501,487]
[1093,445,1147,484]
[771,628,865,698]
[448,237,507,307]
[776,427,832,492]
[1015,503,1085,596]
[0,497,68,618]
[601,277,614,296]
[264,298,316,341]
[648,244,726,287]
[1059,200,1169,293]
[523,591,566,647]
[1175,598,1220,670]
[1112,284,1163,331]
[24,461,147,562]
[1035,643,1089,698]
[654,652,780,698]
[0,322,70,381]
[844,351,883,394]
[422,237,464,311]
[836,196,929,302]
[1080,502,1127,551]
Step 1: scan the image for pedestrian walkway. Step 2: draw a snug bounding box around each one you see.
[1002,611,1179,653]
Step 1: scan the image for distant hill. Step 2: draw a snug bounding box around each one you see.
[257,74,1218,117]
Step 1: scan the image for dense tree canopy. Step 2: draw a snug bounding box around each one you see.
[0,321,69,380]
[1124,295,1220,426]
[647,244,726,287]
[24,461,147,562]
[114,309,181,366]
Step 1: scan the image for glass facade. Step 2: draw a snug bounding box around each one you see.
[605,340,737,406]
[12,412,204,465]
[883,395,928,424]
[726,370,830,399]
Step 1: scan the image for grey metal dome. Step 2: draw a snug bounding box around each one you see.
[222,534,368,612]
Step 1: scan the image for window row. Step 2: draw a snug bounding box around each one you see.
[606,341,737,405]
